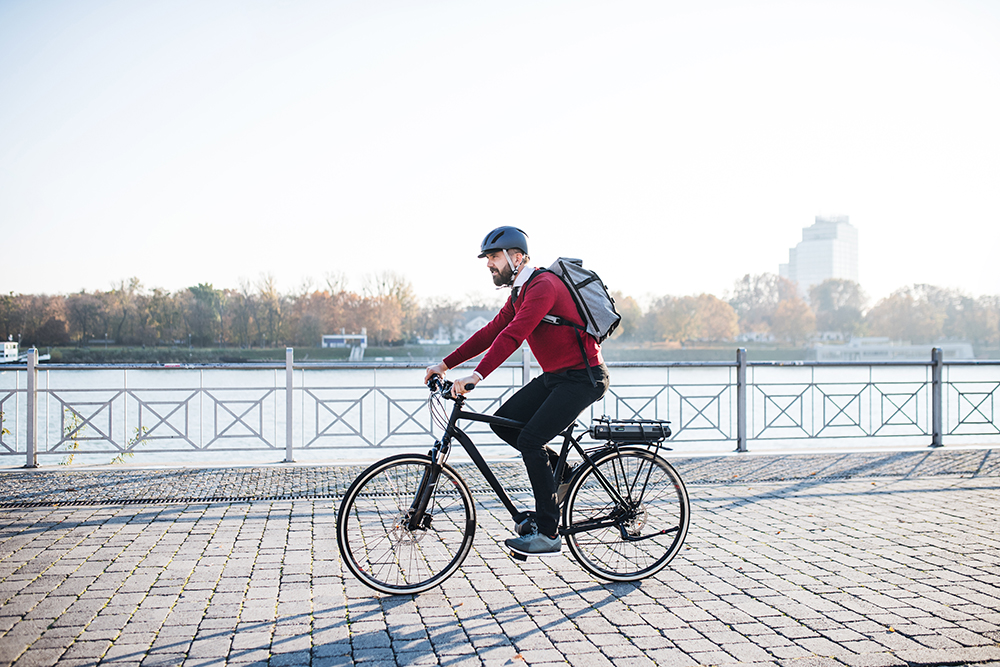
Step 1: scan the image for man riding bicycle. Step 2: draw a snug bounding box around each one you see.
[424,226,610,557]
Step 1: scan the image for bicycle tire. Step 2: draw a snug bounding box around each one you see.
[337,454,476,595]
[563,446,690,582]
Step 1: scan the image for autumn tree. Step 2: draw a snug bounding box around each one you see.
[865,285,1000,345]
[770,297,816,344]
[960,296,1000,346]
[643,294,738,343]
[696,294,740,340]
[33,312,70,345]
[255,275,284,347]
[607,292,641,341]
[643,297,696,343]
[354,296,403,346]
[809,279,867,336]
[727,273,797,335]
[363,272,418,341]
[411,297,465,342]
[328,290,365,339]
[65,291,104,344]
[182,284,222,346]
[286,290,326,347]
[865,285,946,343]
[146,288,184,345]
[0,294,70,346]
[228,280,257,348]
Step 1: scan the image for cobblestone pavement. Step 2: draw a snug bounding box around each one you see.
[0,449,998,666]
[2,448,998,507]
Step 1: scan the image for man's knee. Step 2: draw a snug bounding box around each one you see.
[515,431,548,457]
[491,423,519,448]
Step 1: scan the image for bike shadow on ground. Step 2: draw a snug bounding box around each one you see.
[364,578,653,660]
[686,450,996,512]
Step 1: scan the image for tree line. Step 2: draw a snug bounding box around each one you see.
[3,272,999,349]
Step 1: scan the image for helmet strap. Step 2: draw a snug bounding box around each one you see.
[501,249,521,288]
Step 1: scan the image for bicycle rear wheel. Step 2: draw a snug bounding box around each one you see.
[337,454,476,595]
[564,446,690,582]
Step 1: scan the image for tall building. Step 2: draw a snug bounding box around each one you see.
[779,215,858,296]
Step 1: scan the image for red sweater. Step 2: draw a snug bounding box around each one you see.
[444,269,603,378]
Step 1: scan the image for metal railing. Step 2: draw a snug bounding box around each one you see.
[1,347,997,467]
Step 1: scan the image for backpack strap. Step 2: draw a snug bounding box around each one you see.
[513,267,546,304]
[519,268,597,387]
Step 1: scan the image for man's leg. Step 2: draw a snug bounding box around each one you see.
[507,366,609,539]
[490,375,551,448]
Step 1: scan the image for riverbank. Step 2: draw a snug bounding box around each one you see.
[21,341,1000,365]
[31,341,814,365]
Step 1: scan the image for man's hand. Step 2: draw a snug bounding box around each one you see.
[424,362,448,384]
[451,374,480,398]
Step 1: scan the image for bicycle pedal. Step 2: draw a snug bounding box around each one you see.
[515,517,537,536]
[510,551,528,562]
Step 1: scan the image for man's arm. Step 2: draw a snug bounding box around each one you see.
[440,299,515,374]
[471,275,560,379]
[425,298,516,392]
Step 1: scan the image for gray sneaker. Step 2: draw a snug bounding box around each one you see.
[505,530,561,557]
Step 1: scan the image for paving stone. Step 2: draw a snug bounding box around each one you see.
[0,453,998,667]
[140,652,187,667]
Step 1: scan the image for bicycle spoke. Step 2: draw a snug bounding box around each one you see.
[338,455,476,595]
[565,448,690,582]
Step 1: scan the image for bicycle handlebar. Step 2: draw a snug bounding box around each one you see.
[426,375,475,399]
[427,374,449,395]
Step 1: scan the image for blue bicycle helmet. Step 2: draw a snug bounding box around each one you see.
[479,226,528,258]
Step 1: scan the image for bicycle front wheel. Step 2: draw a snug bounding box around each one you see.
[337,454,476,595]
[564,446,690,582]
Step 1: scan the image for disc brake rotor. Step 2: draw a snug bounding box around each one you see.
[389,511,427,545]
[621,503,648,537]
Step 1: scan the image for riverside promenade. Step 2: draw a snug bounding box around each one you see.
[0,448,998,667]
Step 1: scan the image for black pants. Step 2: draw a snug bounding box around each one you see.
[491,364,610,536]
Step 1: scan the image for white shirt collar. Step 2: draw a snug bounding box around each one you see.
[512,266,534,291]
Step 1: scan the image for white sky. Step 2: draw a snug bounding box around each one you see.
[2,0,998,307]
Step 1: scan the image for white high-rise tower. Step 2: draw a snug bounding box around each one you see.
[779,216,859,296]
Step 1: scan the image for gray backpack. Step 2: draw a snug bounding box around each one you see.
[522,258,620,384]
[540,258,621,343]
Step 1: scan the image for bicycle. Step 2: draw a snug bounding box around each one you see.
[336,375,691,595]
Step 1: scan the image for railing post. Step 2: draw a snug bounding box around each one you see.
[285,347,295,462]
[736,347,747,453]
[25,348,38,468]
[931,347,943,448]
[522,345,531,386]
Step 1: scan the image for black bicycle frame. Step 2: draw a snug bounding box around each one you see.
[427,395,640,534]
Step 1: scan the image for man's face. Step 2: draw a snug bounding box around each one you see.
[485,250,522,287]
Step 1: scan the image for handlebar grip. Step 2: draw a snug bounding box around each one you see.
[464,383,476,391]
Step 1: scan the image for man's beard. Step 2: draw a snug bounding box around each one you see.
[491,263,514,287]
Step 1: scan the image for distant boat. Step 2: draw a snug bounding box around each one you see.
[0,353,51,364]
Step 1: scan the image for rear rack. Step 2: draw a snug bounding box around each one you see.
[589,416,672,443]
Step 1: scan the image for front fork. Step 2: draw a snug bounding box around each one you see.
[405,438,449,531]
